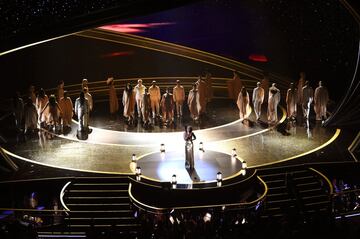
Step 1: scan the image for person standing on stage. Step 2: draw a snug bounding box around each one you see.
[267,83,281,125]
[227,71,243,102]
[237,86,251,122]
[148,80,161,119]
[134,79,146,120]
[314,81,329,121]
[36,88,48,127]
[40,94,62,132]
[184,126,196,170]
[252,82,265,121]
[173,80,185,118]
[122,83,136,124]
[59,91,73,130]
[302,81,314,120]
[107,77,118,117]
[160,87,174,125]
[83,86,93,113]
[57,80,64,102]
[297,72,306,107]
[196,76,207,115]
[261,74,270,104]
[286,82,297,121]
[23,97,38,134]
[188,84,199,121]
[142,88,152,126]
[75,91,90,132]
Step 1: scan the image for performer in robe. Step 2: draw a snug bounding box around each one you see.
[261,74,270,104]
[57,80,64,102]
[59,91,73,129]
[122,83,136,124]
[13,92,24,131]
[36,88,49,127]
[83,87,93,113]
[184,126,196,170]
[252,82,265,121]
[204,70,213,102]
[160,87,174,125]
[314,81,329,121]
[297,72,306,107]
[196,76,207,115]
[302,81,314,120]
[237,87,251,122]
[107,77,118,117]
[75,91,90,132]
[173,80,185,118]
[148,80,161,119]
[23,97,38,134]
[267,83,281,125]
[188,84,199,121]
[134,79,146,120]
[40,95,62,131]
[227,71,243,102]
[141,88,152,126]
[286,82,297,121]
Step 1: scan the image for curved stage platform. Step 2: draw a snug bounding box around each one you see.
[0,27,342,178]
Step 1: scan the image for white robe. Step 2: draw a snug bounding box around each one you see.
[252,86,264,120]
[149,85,161,117]
[59,97,73,127]
[314,86,329,120]
[286,88,297,118]
[302,85,314,119]
[267,88,281,123]
[134,84,146,117]
[24,103,38,131]
[122,89,135,118]
[188,89,199,120]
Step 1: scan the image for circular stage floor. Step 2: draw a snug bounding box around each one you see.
[136,150,243,184]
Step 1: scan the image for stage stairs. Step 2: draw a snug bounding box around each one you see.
[257,166,332,221]
[37,175,140,239]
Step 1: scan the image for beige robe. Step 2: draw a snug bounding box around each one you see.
[297,78,305,104]
[196,79,207,114]
[286,88,297,118]
[149,85,161,117]
[122,89,136,118]
[59,97,73,126]
[314,86,329,120]
[228,75,243,101]
[109,85,118,114]
[36,95,49,123]
[85,92,93,112]
[252,86,264,120]
[302,85,314,119]
[267,88,281,123]
[237,91,251,120]
[160,93,174,122]
[188,89,199,120]
[173,85,185,116]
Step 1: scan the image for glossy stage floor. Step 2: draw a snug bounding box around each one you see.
[0,27,345,183]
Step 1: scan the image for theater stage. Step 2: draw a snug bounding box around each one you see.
[0,27,343,182]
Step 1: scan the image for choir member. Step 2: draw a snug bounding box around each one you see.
[302,81,314,120]
[107,77,118,116]
[75,91,90,132]
[237,87,251,122]
[252,82,264,121]
[196,76,207,114]
[82,78,88,91]
[173,80,185,118]
[13,92,24,131]
[23,97,38,133]
[188,84,199,121]
[134,79,146,119]
[83,86,93,113]
[161,87,174,124]
[59,91,73,129]
[36,88,48,127]
[148,80,161,118]
[286,82,297,120]
[314,81,329,121]
[40,94,62,131]
[142,88,151,126]
[267,83,281,124]
[122,83,136,123]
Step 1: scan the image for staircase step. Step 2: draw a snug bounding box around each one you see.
[71,183,129,190]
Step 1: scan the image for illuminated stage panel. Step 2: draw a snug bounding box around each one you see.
[136,150,243,184]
